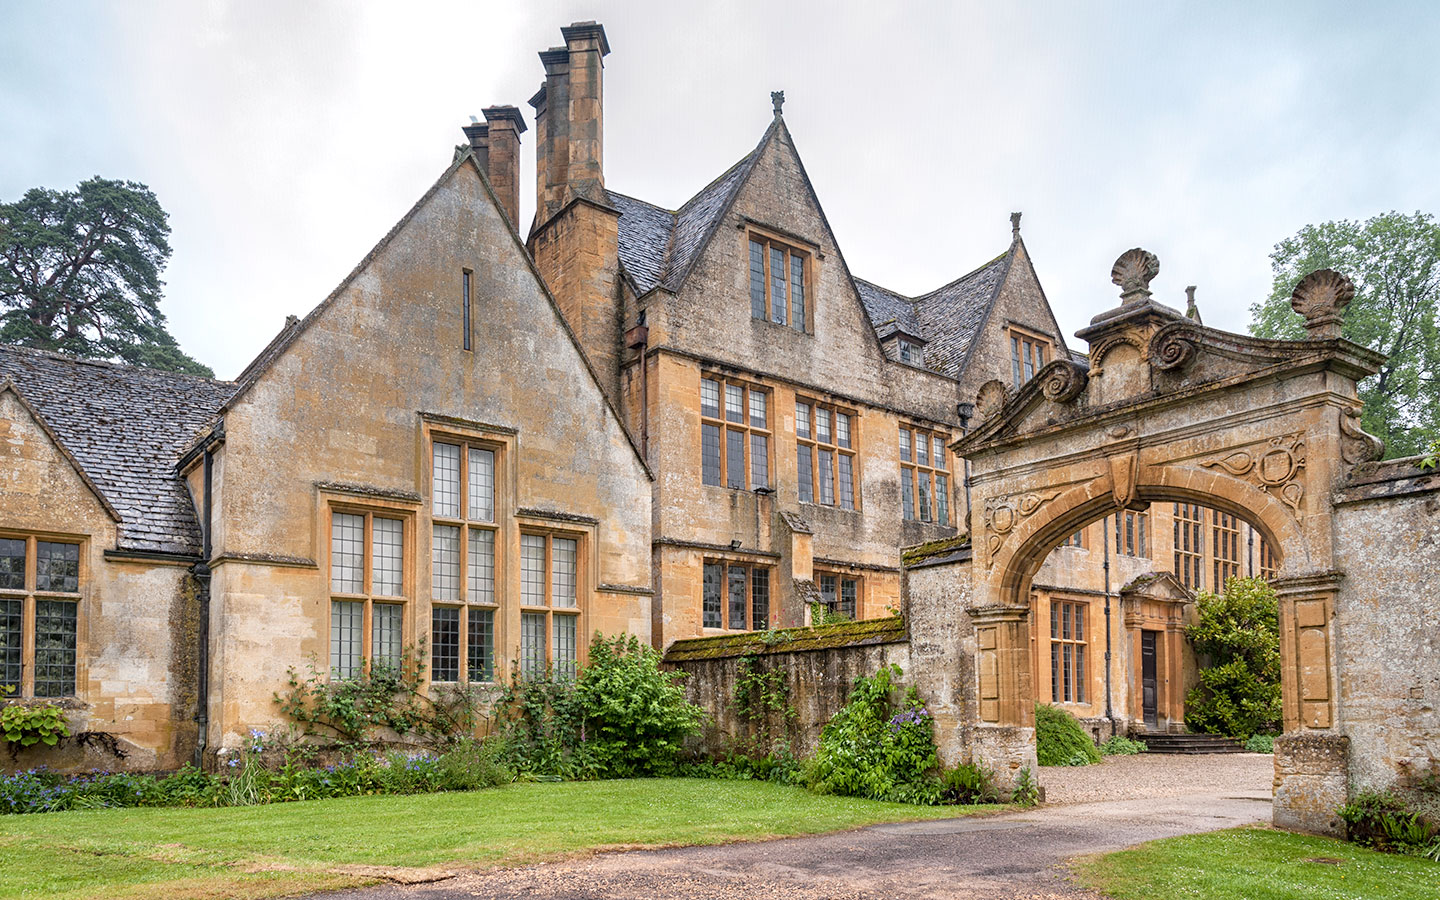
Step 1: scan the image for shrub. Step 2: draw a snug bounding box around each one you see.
[1185,577,1282,739]
[1244,734,1276,754]
[1035,704,1100,766]
[805,664,942,804]
[940,762,997,804]
[1,703,70,748]
[678,750,804,785]
[1099,735,1147,756]
[1339,790,1438,856]
[1012,766,1040,806]
[574,634,705,778]
[497,672,591,780]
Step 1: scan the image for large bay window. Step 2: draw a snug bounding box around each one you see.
[701,376,770,490]
[899,425,950,524]
[430,438,500,683]
[796,400,856,509]
[0,534,81,698]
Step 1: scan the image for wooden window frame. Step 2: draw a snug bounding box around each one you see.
[815,569,863,620]
[0,530,85,700]
[897,338,925,367]
[1049,598,1088,704]
[1174,502,1205,591]
[1212,511,1243,589]
[701,560,772,632]
[898,424,951,525]
[700,375,771,491]
[517,527,586,680]
[747,230,811,334]
[324,502,416,681]
[1008,326,1052,388]
[427,433,504,685]
[795,398,858,511]
[1114,510,1148,558]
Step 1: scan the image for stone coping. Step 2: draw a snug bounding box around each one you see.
[662,616,907,663]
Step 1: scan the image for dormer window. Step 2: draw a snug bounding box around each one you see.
[898,339,924,366]
[748,234,809,332]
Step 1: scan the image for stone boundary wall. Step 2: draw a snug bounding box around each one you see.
[662,617,910,757]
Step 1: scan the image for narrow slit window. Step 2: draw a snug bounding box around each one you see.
[462,270,472,352]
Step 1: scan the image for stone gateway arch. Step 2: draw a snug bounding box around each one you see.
[950,249,1438,834]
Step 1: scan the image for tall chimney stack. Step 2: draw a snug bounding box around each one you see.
[482,106,525,230]
[528,21,610,229]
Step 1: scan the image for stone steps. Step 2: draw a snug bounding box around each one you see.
[1136,733,1247,754]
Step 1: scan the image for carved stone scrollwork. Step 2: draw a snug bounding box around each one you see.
[1111,248,1160,302]
[1149,321,1201,372]
[975,379,1010,420]
[983,489,1062,567]
[1290,269,1355,339]
[1040,360,1089,402]
[1339,407,1384,465]
[1200,433,1307,512]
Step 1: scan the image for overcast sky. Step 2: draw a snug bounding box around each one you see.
[3,1,1438,379]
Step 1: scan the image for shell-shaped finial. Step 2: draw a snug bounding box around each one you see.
[1110,248,1160,299]
[1290,269,1355,339]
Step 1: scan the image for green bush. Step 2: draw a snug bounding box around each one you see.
[498,634,704,780]
[1099,735,1147,756]
[574,634,705,777]
[940,762,997,804]
[1012,766,1040,806]
[0,703,70,748]
[677,750,804,785]
[1185,577,1282,739]
[1244,734,1276,754]
[805,664,942,804]
[1339,790,1439,857]
[1035,704,1100,766]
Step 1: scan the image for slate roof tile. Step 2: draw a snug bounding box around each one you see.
[0,346,233,556]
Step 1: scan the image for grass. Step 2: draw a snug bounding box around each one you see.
[0,778,1001,899]
[1076,825,1439,900]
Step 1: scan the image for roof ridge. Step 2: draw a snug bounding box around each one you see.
[0,343,234,385]
[914,250,1010,302]
[606,188,678,217]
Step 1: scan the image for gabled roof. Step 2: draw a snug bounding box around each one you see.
[855,250,1013,380]
[606,121,774,296]
[0,346,234,555]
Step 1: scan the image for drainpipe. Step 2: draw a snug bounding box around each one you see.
[191,433,216,769]
[1102,513,1116,736]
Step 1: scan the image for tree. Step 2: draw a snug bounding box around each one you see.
[1184,577,1282,740]
[1250,211,1439,458]
[0,176,211,376]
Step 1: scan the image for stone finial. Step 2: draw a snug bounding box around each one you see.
[1110,248,1160,304]
[1185,286,1203,324]
[771,90,785,116]
[1010,211,1022,238]
[1290,269,1355,339]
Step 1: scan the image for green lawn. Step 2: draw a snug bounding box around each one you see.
[1077,825,1439,900]
[0,778,1000,900]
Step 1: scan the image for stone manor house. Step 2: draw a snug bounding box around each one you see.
[0,21,1391,779]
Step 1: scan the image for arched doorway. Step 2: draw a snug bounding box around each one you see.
[955,251,1385,834]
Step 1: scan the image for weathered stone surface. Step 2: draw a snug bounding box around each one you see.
[1273,733,1350,836]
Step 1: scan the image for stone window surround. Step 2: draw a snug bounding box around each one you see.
[701,558,771,632]
[321,494,417,682]
[700,374,771,492]
[899,423,951,526]
[795,396,859,512]
[814,566,864,620]
[1007,323,1052,389]
[744,225,815,335]
[0,529,86,700]
[516,525,587,680]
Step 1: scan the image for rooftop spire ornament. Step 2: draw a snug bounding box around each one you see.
[771,90,785,116]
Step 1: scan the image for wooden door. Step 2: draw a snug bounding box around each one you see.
[1141,630,1158,728]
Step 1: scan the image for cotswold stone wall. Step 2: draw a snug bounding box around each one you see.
[1332,459,1440,796]
[661,618,909,756]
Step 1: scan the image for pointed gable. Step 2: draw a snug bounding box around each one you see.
[0,348,233,553]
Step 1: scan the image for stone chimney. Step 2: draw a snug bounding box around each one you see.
[529,21,610,228]
[461,107,527,232]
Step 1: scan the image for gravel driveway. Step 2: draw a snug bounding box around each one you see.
[311,754,1275,900]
